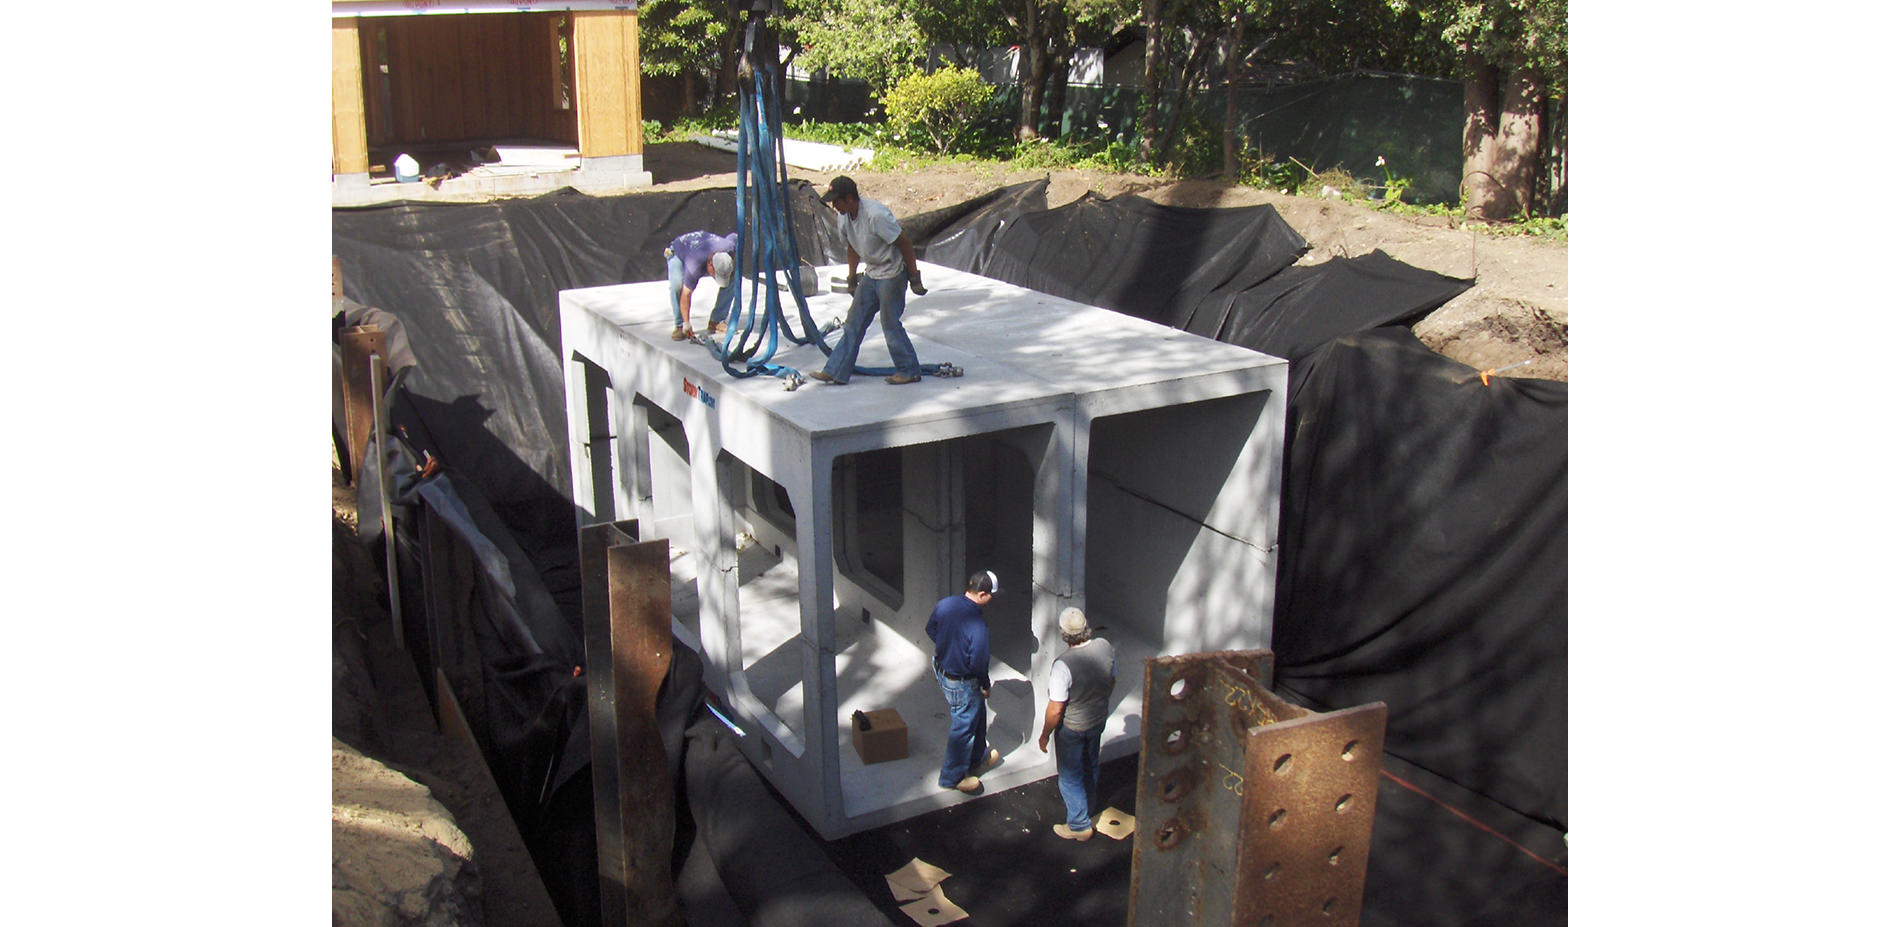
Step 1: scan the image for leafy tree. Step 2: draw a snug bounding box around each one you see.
[912,0,1014,55]
[784,0,929,97]
[925,0,1125,141]
[638,0,736,119]
[1396,0,1566,218]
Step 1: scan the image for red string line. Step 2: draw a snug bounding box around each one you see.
[1379,768,1568,877]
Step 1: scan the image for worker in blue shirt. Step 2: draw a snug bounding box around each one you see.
[925,570,1004,793]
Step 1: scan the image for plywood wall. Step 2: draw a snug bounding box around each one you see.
[571,11,644,159]
[332,18,370,174]
[355,11,580,147]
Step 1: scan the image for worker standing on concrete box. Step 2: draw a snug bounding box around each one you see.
[665,230,739,341]
[1039,607,1116,841]
[807,175,929,386]
[926,571,1003,794]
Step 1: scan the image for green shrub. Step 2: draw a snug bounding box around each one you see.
[1240,153,1305,194]
[1163,113,1224,176]
[1008,138,1077,170]
[1063,137,1130,173]
[881,67,995,155]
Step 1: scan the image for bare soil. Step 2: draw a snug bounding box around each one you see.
[644,140,1569,382]
[332,468,564,927]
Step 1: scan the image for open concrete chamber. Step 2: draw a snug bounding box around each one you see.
[561,261,1288,838]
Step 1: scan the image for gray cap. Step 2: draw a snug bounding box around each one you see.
[710,252,734,288]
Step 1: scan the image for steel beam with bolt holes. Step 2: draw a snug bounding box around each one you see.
[1128,651,1387,927]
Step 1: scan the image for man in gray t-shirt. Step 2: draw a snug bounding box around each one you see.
[807,175,931,386]
[1039,607,1117,840]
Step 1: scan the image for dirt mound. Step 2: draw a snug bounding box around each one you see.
[332,737,483,927]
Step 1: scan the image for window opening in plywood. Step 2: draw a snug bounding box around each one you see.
[551,14,574,111]
[373,24,394,141]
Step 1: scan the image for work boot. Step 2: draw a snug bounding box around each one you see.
[1052,823,1094,842]
[951,776,982,794]
[808,370,845,385]
[710,322,728,335]
[976,748,1001,775]
[671,327,688,341]
[885,373,921,385]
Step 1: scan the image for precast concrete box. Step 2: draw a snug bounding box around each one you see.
[560,261,1288,838]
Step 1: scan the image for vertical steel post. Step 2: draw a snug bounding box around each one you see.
[339,326,386,486]
[605,538,685,927]
[580,519,641,927]
[1128,651,1274,925]
[370,352,402,649]
[1232,699,1387,926]
[1128,651,1386,927]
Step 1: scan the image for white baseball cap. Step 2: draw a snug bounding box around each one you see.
[1058,607,1089,636]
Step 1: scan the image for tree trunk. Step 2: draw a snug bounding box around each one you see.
[1494,62,1544,218]
[716,27,737,109]
[1462,43,1504,220]
[1539,91,1568,215]
[1019,39,1050,141]
[1154,31,1210,164]
[1044,15,1072,138]
[1223,15,1244,183]
[1141,0,1163,159]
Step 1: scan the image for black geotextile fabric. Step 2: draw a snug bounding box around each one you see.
[680,713,892,927]
[971,191,1311,326]
[903,191,1469,356]
[331,184,846,556]
[1206,249,1473,356]
[900,177,1050,273]
[1271,327,1568,835]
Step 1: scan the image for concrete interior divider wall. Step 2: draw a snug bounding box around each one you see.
[560,261,1289,838]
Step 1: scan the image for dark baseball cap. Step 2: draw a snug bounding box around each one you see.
[818,176,857,204]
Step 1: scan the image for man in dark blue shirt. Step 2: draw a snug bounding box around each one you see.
[925,571,1002,793]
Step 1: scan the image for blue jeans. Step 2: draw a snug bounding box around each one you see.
[822,274,920,382]
[1054,723,1105,831]
[935,663,987,788]
[666,254,734,330]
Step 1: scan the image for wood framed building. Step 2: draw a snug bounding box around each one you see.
[332,0,652,202]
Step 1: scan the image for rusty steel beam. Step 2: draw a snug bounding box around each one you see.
[580,520,641,927]
[1233,697,1387,927]
[605,538,684,927]
[1128,651,1386,927]
[582,524,687,927]
[338,326,386,486]
[1128,650,1274,925]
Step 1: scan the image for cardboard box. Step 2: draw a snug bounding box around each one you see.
[851,708,908,764]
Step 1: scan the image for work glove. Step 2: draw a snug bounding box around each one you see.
[908,269,928,296]
[846,271,860,295]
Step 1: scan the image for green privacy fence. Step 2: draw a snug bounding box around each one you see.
[784,70,1466,206]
